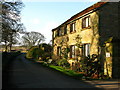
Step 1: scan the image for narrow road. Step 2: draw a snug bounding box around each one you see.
[2,54,112,89]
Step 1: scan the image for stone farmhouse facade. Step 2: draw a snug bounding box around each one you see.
[52,2,120,78]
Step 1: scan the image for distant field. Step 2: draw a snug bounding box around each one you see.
[0,46,27,53]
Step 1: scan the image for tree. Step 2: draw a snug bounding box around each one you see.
[39,43,52,61]
[21,31,45,47]
[0,0,25,51]
[26,46,44,61]
[26,43,52,61]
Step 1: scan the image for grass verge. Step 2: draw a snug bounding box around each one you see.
[36,61,84,79]
[49,65,83,78]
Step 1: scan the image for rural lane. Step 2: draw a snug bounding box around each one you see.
[3,54,119,89]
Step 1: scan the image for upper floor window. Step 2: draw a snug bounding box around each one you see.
[64,25,67,35]
[53,31,55,38]
[70,23,76,33]
[82,16,90,28]
[53,30,58,38]
[57,28,62,36]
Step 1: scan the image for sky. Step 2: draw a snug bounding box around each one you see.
[21,0,100,43]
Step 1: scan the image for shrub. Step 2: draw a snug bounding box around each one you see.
[80,54,102,79]
[26,46,44,61]
[57,59,70,68]
[39,43,52,61]
[51,54,60,65]
[41,52,51,62]
[49,65,83,79]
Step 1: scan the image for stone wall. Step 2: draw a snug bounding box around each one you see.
[52,11,100,60]
[99,2,119,78]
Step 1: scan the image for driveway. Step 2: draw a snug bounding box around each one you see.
[2,54,120,89]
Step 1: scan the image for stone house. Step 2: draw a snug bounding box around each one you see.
[52,2,120,78]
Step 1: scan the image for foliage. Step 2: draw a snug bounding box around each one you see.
[49,65,83,79]
[80,54,102,79]
[56,36,70,59]
[21,31,45,47]
[1,0,25,51]
[57,59,70,68]
[51,54,60,65]
[75,35,82,48]
[26,43,52,62]
[39,43,52,61]
[26,46,44,61]
[61,47,70,59]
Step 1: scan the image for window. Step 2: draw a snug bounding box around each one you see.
[57,47,61,57]
[70,23,76,33]
[57,28,62,36]
[70,45,75,58]
[57,30,59,36]
[82,16,90,28]
[53,31,56,38]
[82,44,90,57]
[64,25,67,35]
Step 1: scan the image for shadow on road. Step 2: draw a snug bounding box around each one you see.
[2,54,109,89]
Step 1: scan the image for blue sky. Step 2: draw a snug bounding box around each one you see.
[21,0,100,43]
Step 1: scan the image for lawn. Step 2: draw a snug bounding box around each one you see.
[48,65,83,79]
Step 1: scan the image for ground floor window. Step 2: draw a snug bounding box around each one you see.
[57,47,61,57]
[82,44,90,57]
[70,45,75,58]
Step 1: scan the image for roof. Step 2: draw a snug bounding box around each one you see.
[52,1,107,31]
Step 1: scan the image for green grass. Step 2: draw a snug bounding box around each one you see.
[49,65,83,78]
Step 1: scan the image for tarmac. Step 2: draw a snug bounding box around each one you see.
[84,79,120,89]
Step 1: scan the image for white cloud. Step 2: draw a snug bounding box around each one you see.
[31,18,41,25]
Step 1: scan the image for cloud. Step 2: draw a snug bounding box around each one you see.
[31,18,41,25]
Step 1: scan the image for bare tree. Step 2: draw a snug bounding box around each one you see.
[21,31,45,47]
[0,0,25,51]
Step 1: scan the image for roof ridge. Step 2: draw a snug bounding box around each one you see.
[52,1,108,31]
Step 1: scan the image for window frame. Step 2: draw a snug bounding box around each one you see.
[82,16,90,29]
[57,46,61,57]
[64,25,67,35]
[70,22,76,33]
[70,45,75,58]
[82,44,90,57]
[57,28,62,37]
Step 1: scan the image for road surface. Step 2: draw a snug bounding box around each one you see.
[2,54,119,89]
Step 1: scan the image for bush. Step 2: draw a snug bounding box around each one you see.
[39,43,52,61]
[49,65,83,79]
[51,54,60,65]
[26,46,44,61]
[57,59,70,68]
[41,52,51,62]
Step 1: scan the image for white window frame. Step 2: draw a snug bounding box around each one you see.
[57,47,61,57]
[82,16,90,28]
[70,45,75,58]
[83,44,90,57]
[70,23,76,32]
